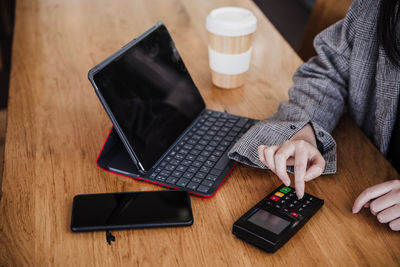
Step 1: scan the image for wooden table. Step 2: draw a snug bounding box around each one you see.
[1,0,399,266]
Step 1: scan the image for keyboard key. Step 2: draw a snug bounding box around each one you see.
[156,175,167,182]
[201,180,214,187]
[166,177,178,185]
[206,174,218,181]
[188,139,197,145]
[221,113,236,119]
[203,135,212,140]
[224,136,234,142]
[216,145,226,151]
[175,154,184,160]
[199,140,208,145]
[183,172,194,179]
[182,160,192,166]
[210,169,222,176]
[191,177,203,183]
[211,111,221,118]
[160,170,171,176]
[170,159,180,165]
[176,178,190,187]
[197,185,210,193]
[149,173,157,179]
[195,145,205,150]
[209,155,218,162]
[186,182,199,190]
[204,160,215,168]
[165,165,176,171]
[217,131,227,137]
[192,161,202,167]
[200,166,210,173]
[183,144,193,150]
[214,155,230,170]
[188,166,198,173]
[236,118,248,127]
[205,146,214,152]
[172,171,183,177]
[201,151,211,157]
[177,166,188,172]
[228,131,237,137]
[190,149,201,156]
[195,172,206,179]
[221,141,230,146]
[186,155,196,161]
[196,156,207,162]
[193,135,201,140]
[179,149,189,155]
[209,141,219,146]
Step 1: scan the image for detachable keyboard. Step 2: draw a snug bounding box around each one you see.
[147,109,256,196]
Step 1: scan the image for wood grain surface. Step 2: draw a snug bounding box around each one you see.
[298,0,353,61]
[0,0,399,266]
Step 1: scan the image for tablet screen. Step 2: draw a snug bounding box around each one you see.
[93,25,205,170]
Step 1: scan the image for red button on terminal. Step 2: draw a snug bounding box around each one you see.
[290,212,299,217]
[269,195,280,201]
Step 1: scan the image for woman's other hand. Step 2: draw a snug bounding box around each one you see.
[257,124,325,198]
[352,180,400,231]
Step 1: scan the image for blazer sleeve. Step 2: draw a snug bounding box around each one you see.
[228,0,362,174]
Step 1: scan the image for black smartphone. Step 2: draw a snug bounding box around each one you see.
[71,190,193,232]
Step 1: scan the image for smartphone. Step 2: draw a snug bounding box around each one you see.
[71,190,193,232]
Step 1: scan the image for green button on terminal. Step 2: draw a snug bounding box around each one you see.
[280,187,292,194]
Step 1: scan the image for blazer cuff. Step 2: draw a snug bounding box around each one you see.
[228,120,337,174]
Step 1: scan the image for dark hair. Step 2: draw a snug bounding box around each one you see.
[378,0,400,67]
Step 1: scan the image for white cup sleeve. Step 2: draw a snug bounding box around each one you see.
[208,47,252,75]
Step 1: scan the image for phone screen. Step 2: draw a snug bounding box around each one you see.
[71,190,193,232]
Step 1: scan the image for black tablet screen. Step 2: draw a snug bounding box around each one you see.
[93,25,205,170]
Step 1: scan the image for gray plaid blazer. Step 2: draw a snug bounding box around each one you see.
[228,0,400,174]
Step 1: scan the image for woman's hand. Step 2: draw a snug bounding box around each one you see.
[257,124,325,198]
[352,180,400,231]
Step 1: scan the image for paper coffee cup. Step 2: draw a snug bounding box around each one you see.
[206,7,257,89]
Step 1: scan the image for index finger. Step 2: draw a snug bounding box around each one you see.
[352,181,395,213]
[294,146,308,199]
